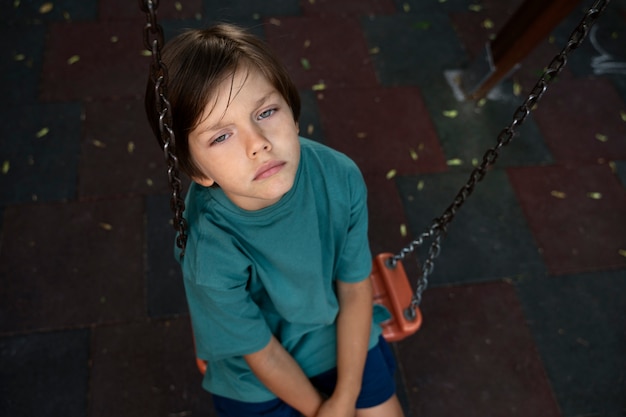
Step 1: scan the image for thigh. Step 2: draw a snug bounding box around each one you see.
[212,394,300,417]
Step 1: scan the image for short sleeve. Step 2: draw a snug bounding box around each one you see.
[335,161,372,283]
[183,231,272,362]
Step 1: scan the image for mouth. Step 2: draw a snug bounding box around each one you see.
[254,161,286,180]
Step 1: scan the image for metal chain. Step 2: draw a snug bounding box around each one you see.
[139,0,188,257]
[393,0,610,314]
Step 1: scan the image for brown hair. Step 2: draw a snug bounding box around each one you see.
[145,23,301,178]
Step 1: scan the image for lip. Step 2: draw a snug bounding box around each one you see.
[254,160,286,180]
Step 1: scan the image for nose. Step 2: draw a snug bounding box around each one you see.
[245,128,271,158]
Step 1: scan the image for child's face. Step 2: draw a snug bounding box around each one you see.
[188,65,300,211]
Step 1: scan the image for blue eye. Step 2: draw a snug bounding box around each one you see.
[258,109,275,120]
[212,133,229,144]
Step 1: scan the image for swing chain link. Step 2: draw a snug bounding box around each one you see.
[140,0,188,256]
[393,0,610,312]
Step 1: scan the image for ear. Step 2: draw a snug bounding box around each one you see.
[192,176,215,188]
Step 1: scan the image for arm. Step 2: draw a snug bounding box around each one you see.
[244,336,324,417]
[317,277,373,416]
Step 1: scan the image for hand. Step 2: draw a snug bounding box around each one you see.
[314,395,356,417]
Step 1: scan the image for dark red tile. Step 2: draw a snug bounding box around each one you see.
[79,98,174,198]
[89,318,215,417]
[532,78,626,163]
[316,86,447,176]
[302,0,395,16]
[40,20,150,101]
[0,199,145,333]
[101,0,202,20]
[396,281,561,417]
[507,164,626,275]
[264,16,378,90]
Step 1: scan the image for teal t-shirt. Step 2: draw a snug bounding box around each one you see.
[179,137,381,402]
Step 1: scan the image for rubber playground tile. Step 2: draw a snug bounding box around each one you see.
[79,98,173,198]
[0,102,81,206]
[0,199,144,334]
[0,23,46,104]
[0,329,90,416]
[0,1,97,24]
[202,0,301,19]
[419,76,554,169]
[396,169,546,286]
[360,13,468,87]
[532,78,626,163]
[392,0,486,13]
[315,86,448,177]
[264,16,379,90]
[40,20,151,101]
[395,281,561,417]
[299,89,326,144]
[101,0,202,20]
[89,318,216,417]
[301,0,395,16]
[616,160,626,187]
[507,164,626,276]
[146,194,188,318]
[514,269,626,417]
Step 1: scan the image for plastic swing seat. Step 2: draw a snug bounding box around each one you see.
[371,253,422,343]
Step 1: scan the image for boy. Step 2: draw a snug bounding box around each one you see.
[145,23,405,417]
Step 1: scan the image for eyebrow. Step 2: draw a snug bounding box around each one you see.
[200,91,278,134]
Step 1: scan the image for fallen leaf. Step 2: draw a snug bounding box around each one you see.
[513,81,522,96]
[620,110,626,122]
[36,127,49,138]
[99,223,113,231]
[550,190,566,199]
[548,35,555,44]
[300,58,311,70]
[595,133,608,142]
[356,132,367,139]
[67,55,80,65]
[127,141,135,154]
[608,161,617,173]
[2,160,9,174]
[477,98,487,107]
[443,109,458,118]
[468,4,482,12]
[586,192,602,200]
[307,124,314,135]
[92,139,106,148]
[618,249,626,258]
[403,3,410,12]
[409,149,418,160]
[472,158,479,167]
[110,35,119,43]
[14,0,20,8]
[482,18,494,29]
[141,49,152,56]
[386,169,397,180]
[39,2,53,14]
[447,158,462,166]
[175,1,182,11]
[14,53,25,61]
[413,21,431,30]
[312,82,326,91]
[304,39,311,48]
[369,46,380,54]
[146,178,154,186]
[400,224,407,237]
[268,18,281,26]
[417,180,424,191]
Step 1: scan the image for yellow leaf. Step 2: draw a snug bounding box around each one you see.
[513,81,522,96]
[307,124,314,135]
[127,141,135,154]
[99,223,113,231]
[400,224,407,237]
[550,190,566,199]
[618,249,626,258]
[312,82,326,91]
[477,98,487,107]
[67,55,80,65]
[14,53,25,61]
[356,132,367,139]
[369,46,380,54]
[300,58,311,70]
[595,133,608,142]
[92,139,106,148]
[468,4,482,12]
[482,19,494,29]
[403,3,410,12]
[140,49,152,56]
[409,149,418,160]
[608,161,617,173]
[146,178,154,186]
[386,169,397,180]
[417,180,424,191]
[442,109,458,118]
[620,110,626,122]
[447,158,463,166]
[586,192,602,200]
[472,158,479,167]
[2,160,9,174]
[14,0,20,8]
[110,35,119,43]
[36,127,49,138]
[304,39,311,48]
[175,1,182,11]
[39,2,53,14]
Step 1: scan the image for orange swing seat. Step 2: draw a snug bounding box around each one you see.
[370,253,422,342]
[194,252,422,374]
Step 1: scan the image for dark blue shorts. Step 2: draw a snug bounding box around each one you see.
[212,335,397,417]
